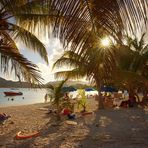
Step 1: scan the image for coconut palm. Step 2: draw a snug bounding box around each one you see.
[113,33,148,100]
[118,33,148,77]
[15,0,147,84]
[6,0,146,85]
[32,0,147,53]
[48,0,147,93]
[19,0,147,53]
[0,0,49,84]
[128,33,148,74]
[53,41,117,109]
[46,78,68,120]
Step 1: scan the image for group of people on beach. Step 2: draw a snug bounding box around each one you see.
[44,89,147,115]
[103,89,146,108]
[44,92,77,119]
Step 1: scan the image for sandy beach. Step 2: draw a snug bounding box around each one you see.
[0,102,148,148]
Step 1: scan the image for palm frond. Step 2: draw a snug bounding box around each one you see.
[0,45,43,85]
[0,0,50,83]
[55,68,86,80]
[54,78,68,100]
[9,23,48,63]
[54,43,117,87]
[53,51,87,70]
[114,69,147,84]
[141,44,148,54]
[118,0,148,35]
[13,0,53,32]
[52,0,123,52]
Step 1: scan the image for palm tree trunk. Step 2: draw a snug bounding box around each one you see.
[97,83,104,109]
[56,102,61,121]
[128,83,137,107]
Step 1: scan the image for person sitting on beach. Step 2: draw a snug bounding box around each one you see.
[128,93,137,107]
[61,108,71,116]
[64,93,70,101]
[0,113,11,124]
[61,108,75,119]
[44,94,48,103]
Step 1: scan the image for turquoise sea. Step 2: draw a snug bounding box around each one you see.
[0,88,47,107]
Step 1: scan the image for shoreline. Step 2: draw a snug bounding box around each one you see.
[0,102,48,108]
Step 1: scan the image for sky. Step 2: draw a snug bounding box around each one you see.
[0,36,65,83]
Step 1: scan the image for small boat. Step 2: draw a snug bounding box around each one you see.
[4,91,23,96]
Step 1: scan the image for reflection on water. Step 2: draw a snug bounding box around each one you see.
[0,88,47,107]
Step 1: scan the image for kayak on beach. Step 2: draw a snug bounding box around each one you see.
[16,131,39,139]
[81,111,94,116]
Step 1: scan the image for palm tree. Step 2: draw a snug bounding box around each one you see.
[114,33,148,100]
[53,42,117,109]
[46,78,68,120]
[0,0,49,84]
[15,0,147,85]
[19,0,147,54]
[127,33,148,74]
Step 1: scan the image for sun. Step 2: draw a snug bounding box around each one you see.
[101,37,110,47]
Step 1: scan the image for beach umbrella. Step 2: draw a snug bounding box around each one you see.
[101,86,117,92]
[85,88,96,91]
[61,86,77,93]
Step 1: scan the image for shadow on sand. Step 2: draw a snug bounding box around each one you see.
[1,106,148,148]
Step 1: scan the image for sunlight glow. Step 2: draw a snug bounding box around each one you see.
[101,37,110,47]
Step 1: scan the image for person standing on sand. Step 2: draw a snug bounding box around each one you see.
[64,92,69,101]
[44,94,48,103]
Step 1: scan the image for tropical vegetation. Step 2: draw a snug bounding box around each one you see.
[114,33,148,99]
[46,1,147,107]
[46,78,68,120]
[0,0,48,84]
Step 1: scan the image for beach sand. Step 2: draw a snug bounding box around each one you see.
[0,102,148,148]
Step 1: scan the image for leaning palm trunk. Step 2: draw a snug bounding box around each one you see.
[97,82,104,109]
[98,89,104,109]
[128,82,140,106]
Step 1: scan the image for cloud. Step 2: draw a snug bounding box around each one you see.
[37,63,54,83]
[36,38,66,83]
[1,73,17,81]
[2,27,67,83]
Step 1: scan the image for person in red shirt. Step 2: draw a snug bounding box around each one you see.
[61,108,75,119]
[62,108,71,115]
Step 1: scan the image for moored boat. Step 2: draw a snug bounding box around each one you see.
[4,91,23,96]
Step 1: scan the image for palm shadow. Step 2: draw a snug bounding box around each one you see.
[78,108,148,148]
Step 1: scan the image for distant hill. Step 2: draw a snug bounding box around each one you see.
[0,77,38,88]
[0,77,92,88]
[45,80,92,89]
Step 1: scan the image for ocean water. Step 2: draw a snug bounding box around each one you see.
[0,88,98,107]
[0,88,47,107]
